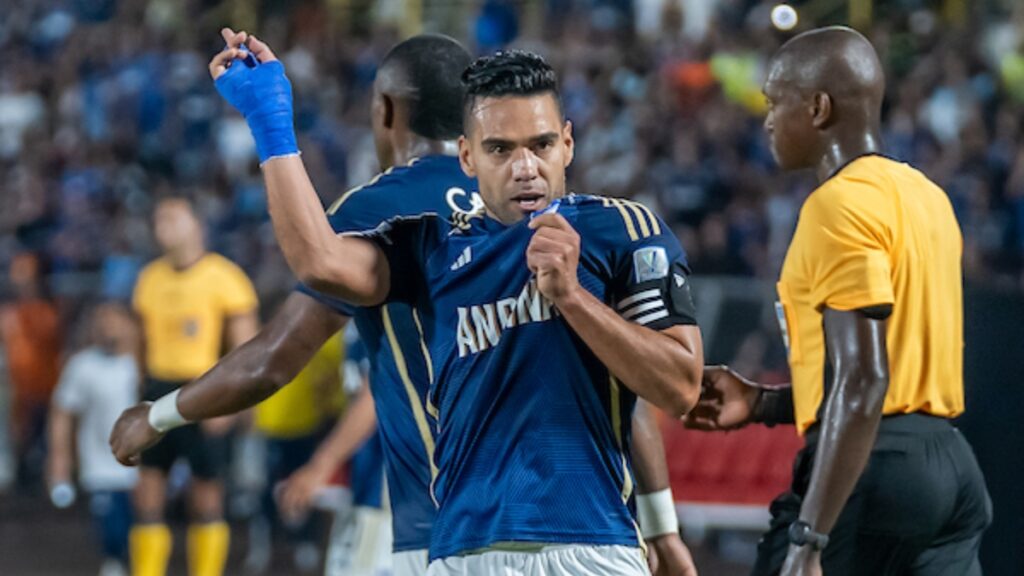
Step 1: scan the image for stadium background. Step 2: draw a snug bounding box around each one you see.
[0,0,1021,574]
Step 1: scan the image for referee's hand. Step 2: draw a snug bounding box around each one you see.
[109,403,164,467]
[684,365,759,431]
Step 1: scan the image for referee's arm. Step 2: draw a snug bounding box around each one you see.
[788,305,890,564]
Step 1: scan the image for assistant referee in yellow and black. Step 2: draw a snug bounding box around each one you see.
[130,195,258,576]
[687,27,991,576]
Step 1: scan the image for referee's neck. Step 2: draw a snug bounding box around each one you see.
[166,245,206,271]
[816,129,882,183]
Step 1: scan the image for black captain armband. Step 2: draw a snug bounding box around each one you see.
[616,262,698,331]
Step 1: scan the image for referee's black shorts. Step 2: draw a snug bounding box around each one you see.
[752,413,992,576]
[140,377,228,480]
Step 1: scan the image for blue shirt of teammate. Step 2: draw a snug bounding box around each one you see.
[297,154,478,552]
[365,194,697,560]
[344,332,386,508]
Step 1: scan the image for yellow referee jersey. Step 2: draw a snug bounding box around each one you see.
[777,155,964,433]
[254,332,344,438]
[133,253,258,381]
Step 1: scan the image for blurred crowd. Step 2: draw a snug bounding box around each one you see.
[2,0,1024,308]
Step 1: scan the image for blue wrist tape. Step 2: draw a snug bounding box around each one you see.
[215,54,297,163]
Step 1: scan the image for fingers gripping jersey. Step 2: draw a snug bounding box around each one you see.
[366,194,696,560]
[297,155,478,551]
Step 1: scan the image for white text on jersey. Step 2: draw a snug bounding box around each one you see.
[456,279,555,357]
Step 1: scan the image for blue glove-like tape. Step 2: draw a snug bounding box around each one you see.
[215,52,297,163]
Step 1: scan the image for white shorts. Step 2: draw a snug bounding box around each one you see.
[393,549,429,576]
[426,544,650,576]
[326,505,394,576]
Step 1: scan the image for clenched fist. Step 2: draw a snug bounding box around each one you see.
[526,212,581,305]
[109,403,163,467]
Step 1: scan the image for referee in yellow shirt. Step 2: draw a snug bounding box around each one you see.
[687,27,990,575]
[131,196,259,576]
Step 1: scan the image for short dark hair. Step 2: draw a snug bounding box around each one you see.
[461,50,562,128]
[154,193,196,212]
[380,34,472,141]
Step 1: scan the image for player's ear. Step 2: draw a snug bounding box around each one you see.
[561,120,575,168]
[380,94,396,130]
[458,135,476,178]
[811,92,832,129]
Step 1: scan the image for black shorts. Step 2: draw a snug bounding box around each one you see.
[752,413,992,576]
[140,378,228,480]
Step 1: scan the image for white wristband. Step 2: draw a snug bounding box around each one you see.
[148,389,189,433]
[637,488,679,538]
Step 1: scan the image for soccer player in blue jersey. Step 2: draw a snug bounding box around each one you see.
[111,32,696,576]
[208,31,705,574]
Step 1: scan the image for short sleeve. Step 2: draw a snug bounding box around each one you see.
[295,173,435,314]
[578,197,697,331]
[612,229,698,331]
[217,260,259,316]
[53,356,87,413]
[801,187,894,311]
[131,266,152,315]
[359,215,439,305]
[295,283,357,317]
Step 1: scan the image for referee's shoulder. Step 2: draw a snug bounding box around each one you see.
[809,165,894,217]
[137,256,170,279]
[201,252,252,280]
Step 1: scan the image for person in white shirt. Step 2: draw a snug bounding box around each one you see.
[48,302,140,576]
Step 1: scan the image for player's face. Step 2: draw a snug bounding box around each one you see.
[154,200,202,253]
[93,305,134,352]
[459,94,574,225]
[762,64,817,171]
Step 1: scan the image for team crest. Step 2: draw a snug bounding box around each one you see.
[633,247,669,283]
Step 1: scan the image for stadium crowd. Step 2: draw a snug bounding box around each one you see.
[2,1,1024,312]
[0,0,1022,569]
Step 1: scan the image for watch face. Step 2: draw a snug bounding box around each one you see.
[788,521,808,544]
[788,521,827,550]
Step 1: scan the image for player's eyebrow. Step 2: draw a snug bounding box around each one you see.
[480,137,515,149]
[481,132,560,149]
[527,132,559,146]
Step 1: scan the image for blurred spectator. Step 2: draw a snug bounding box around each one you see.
[0,252,62,490]
[46,302,140,576]
[247,331,344,574]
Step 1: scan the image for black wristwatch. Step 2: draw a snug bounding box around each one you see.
[788,520,829,551]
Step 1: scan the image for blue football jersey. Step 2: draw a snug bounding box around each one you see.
[298,155,478,551]
[366,194,697,560]
[343,330,386,509]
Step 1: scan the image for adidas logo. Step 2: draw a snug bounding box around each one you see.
[674,273,685,287]
[450,246,473,271]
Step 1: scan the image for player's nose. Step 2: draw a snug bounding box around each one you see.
[511,149,539,181]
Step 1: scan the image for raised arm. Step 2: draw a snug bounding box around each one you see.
[111,292,346,466]
[209,28,388,305]
[262,155,390,305]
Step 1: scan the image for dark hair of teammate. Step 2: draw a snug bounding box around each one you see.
[377,34,472,141]
[372,34,471,170]
[461,50,563,131]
